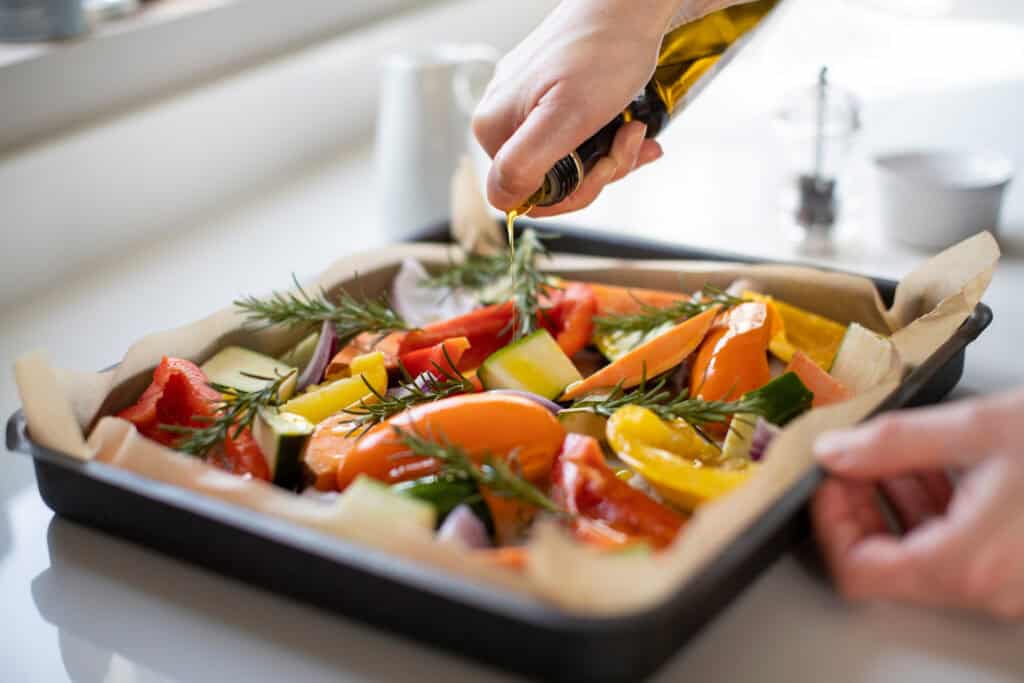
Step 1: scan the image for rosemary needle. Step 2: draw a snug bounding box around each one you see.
[395,428,565,515]
[234,274,410,347]
[593,285,745,336]
[342,347,475,437]
[160,370,294,457]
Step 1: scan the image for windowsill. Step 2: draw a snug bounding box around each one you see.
[0,0,436,154]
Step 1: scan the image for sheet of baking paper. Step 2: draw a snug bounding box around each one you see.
[13,229,998,615]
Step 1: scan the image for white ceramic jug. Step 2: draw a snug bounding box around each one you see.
[375,43,499,237]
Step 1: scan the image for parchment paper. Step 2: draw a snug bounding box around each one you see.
[14,226,999,615]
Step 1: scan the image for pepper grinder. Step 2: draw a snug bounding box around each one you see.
[775,67,861,255]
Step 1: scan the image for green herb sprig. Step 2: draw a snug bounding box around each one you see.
[342,347,475,437]
[593,285,745,336]
[395,428,564,515]
[507,228,558,340]
[419,252,509,292]
[160,370,295,457]
[565,371,772,428]
[234,275,410,346]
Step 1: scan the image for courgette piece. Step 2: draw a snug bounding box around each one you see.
[337,476,436,533]
[201,346,297,399]
[558,410,609,443]
[593,321,675,362]
[720,413,759,464]
[744,372,814,427]
[253,408,313,488]
[391,476,494,532]
[830,323,899,394]
[478,329,583,400]
[278,331,321,372]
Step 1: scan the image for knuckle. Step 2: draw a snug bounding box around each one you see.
[493,161,534,196]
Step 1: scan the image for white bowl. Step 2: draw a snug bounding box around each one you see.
[874,150,1013,250]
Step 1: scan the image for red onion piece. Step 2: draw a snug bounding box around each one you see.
[437,504,490,548]
[749,418,781,462]
[485,389,562,414]
[295,321,338,391]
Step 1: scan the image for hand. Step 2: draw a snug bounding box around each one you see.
[472,0,680,216]
[812,390,1024,621]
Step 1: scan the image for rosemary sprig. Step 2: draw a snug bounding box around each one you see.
[593,285,745,336]
[507,228,558,340]
[565,371,772,428]
[234,274,410,347]
[160,370,295,457]
[395,428,564,515]
[419,252,509,291]
[341,347,475,437]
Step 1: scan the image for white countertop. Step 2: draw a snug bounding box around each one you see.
[3,0,1024,681]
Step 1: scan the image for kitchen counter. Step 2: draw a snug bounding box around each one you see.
[2,0,1024,681]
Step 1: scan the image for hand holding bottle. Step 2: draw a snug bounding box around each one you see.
[473,0,752,216]
[812,390,1024,621]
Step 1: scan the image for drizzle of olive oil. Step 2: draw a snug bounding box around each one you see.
[506,210,518,253]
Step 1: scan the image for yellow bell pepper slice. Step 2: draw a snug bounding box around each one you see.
[281,352,387,424]
[606,405,752,511]
[744,292,846,370]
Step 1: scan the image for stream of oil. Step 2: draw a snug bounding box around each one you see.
[506,210,518,253]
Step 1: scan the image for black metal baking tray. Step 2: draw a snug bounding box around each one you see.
[6,222,993,682]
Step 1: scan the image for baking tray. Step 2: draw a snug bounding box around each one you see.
[6,222,993,682]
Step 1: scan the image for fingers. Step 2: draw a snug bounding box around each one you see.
[526,122,655,218]
[814,398,1011,478]
[812,478,891,593]
[482,83,608,210]
[879,475,943,530]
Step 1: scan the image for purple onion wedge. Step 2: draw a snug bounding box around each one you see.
[437,504,490,548]
[749,418,781,462]
[295,321,338,391]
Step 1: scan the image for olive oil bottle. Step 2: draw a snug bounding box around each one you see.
[518,0,780,212]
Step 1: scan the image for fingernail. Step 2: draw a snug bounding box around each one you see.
[814,432,853,463]
[596,158,618,183]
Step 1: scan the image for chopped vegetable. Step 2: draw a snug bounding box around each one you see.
[744,291,847,369]
[588,282,686,318]
[302,412,364,491]
[558,410,609,443]
[543,282,597,358]
[436,504,490,548]
[399,301,515,371]
[606,405,751,510]
[748,418,781,462]
[742,372,814,427]
[336,475,436,535]
[690,302,772,405]
[335,393,565,490]
[325,331,405,378]
[278,331,321,371]
[561,306,720,400]
[719,413,759,465]
[397,337,471,379]
[487,389,562,414]
[392,475,479,521]
[829,322,900,394]
[552,434,685,549]
[295,322,338,391]
[393,258,479,326]
[253,408,314,488]
[281,351,387,424]
[478,329,583,400]
[593,285,744,337]
[593,321,675,362]
[117,357,221,447]
[786,351,851,407]
[200,346,297,399]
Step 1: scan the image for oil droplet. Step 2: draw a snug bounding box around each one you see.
[506,210,517,253]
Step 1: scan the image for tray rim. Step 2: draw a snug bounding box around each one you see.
[4,235,995,634]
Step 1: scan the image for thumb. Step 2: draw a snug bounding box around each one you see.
[814,396,1012,478]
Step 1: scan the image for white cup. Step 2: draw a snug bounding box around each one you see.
[874,150,1013,250]
[375,43,499,237]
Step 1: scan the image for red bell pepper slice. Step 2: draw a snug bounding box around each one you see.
[552,433,685,550]
[541,282,596,358]
[117,356,270,481]
[399,302,515,371]
[397,336,472,379]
